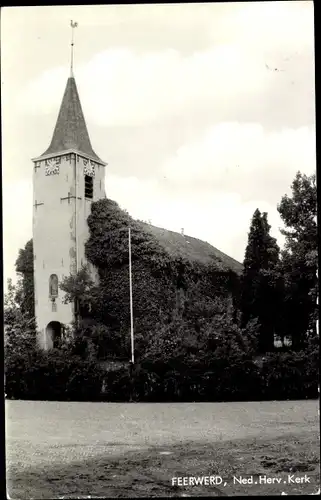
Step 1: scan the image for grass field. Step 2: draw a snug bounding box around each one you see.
[6,400,320,497]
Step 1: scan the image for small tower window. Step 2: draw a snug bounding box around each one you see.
[49,274,59,298]
[85,175,93,199]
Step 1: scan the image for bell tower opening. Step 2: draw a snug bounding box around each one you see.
[84,175,93,199]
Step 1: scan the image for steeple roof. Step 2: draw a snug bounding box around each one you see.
[39,76,103,163]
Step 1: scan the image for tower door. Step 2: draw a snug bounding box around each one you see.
[46,321,62,348]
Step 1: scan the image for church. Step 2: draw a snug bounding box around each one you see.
[32,40,242,351]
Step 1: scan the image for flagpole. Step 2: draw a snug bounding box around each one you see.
[129,227,134,364]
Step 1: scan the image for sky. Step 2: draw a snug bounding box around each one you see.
[1,2,316,288]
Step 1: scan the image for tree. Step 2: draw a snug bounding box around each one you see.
[4,279,37,359]
[5,245,37,392]
[4,240,36,344]
[60,267,130,359]
[4,278,21,327]
[240,209,281,353]
[277,172,318,349]
[59,265,96,318]
[15,239,35,320]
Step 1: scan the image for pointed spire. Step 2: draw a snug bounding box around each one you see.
[38,21,104,164]
[40,75,103,163]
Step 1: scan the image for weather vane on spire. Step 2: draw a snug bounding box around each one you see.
[70,20,78,76]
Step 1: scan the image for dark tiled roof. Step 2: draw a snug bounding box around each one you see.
[139,222,243,274]
[40,76,103,162]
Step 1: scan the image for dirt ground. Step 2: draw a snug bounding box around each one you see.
[6,400,320,497]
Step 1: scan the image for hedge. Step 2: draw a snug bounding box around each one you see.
[5,348,105,401]
[5,345,318,402]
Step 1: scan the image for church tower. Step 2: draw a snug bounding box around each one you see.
[32,31,106,349]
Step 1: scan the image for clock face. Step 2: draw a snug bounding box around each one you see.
[45,158,60,176]
[84,163,95,177]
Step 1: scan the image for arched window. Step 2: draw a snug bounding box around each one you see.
[49,274,59,298]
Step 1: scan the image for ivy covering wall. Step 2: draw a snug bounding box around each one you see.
[80,198,241,357]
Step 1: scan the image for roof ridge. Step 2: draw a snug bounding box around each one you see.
[139,221,243,273]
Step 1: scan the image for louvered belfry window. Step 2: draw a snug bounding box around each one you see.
[85,175,93,199]
[49,274,59,298]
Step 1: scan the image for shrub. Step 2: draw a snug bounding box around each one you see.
[5,346,105,401]
[93,344,318,403]
[261,346,319,400]
[100,367,131,402]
